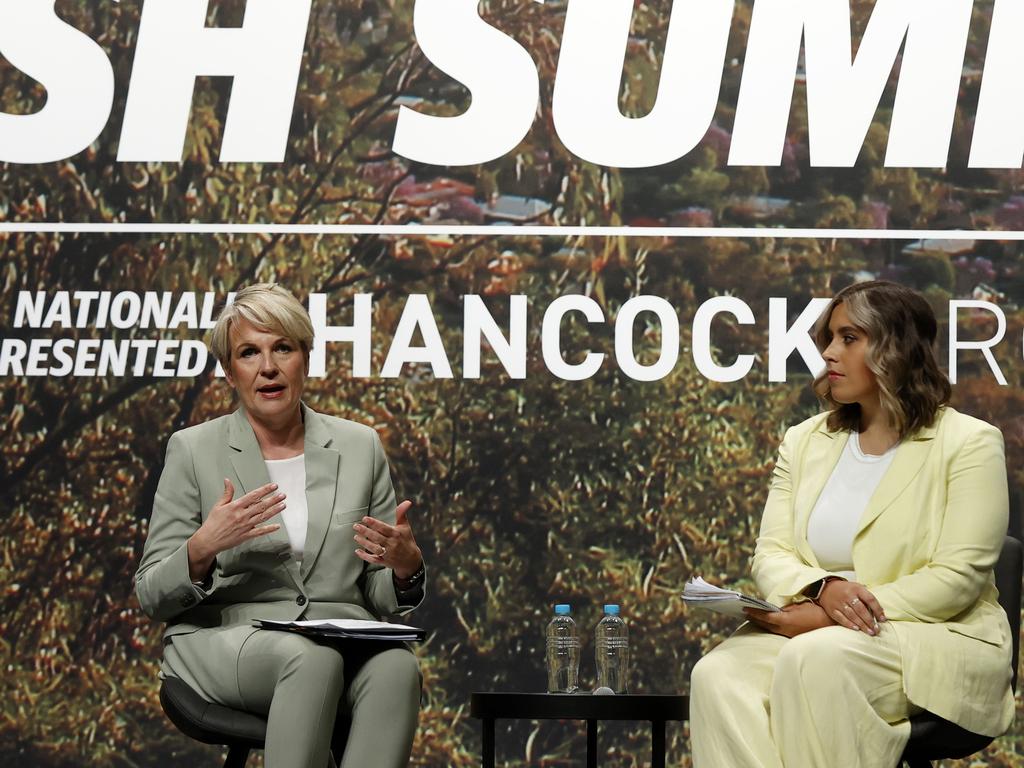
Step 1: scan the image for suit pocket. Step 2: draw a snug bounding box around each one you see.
[333,505,369,526]
[946,620,1006,646]
[944,601,1010,646]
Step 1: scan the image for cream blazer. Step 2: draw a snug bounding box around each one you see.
[753,407,1014,736]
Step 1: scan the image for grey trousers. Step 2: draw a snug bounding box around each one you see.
[163,626,420,768]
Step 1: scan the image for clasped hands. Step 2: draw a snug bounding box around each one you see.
[743,580,887,639]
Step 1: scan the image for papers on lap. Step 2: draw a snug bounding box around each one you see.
[253,618,426,642]
[682,577,781,618]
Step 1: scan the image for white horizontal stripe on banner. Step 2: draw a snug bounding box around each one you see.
[0,223,1018,240]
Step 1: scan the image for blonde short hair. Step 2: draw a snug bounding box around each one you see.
[812,280,951,439]
[208,283,314,368]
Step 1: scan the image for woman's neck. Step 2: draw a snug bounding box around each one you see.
[246,408,305,459]
[857,397,899,455]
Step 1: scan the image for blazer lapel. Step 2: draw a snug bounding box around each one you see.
[299,405,340,579]
[855,424,938,535]
[793,425,848,565]
[227,408,303,590]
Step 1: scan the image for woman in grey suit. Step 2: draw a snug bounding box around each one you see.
[136,283,425,768]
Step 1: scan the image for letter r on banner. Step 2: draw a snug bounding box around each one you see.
[948,301,1007,385]
[118,0,312,162]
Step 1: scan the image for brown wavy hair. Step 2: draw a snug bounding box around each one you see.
[812,281,951,438]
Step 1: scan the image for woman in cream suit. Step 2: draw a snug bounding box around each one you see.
[689,281,1014,767]
[136,284,425,768]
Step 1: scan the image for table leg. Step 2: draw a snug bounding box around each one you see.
[586,719,597,768]
[651,719,666,768]
[482,717,494,768]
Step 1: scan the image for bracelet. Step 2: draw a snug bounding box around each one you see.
[191,558,217,591]
[393,563,425,591]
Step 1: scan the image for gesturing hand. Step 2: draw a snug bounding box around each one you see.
[818,579,887,635]
[353,500,423,579]
[743,602,835,638]
[187,479,285,581]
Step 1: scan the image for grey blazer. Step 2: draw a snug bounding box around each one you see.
[135,404,423,640]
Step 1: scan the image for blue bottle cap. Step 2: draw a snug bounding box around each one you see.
[603,604,620,615]
[554,604,571,615]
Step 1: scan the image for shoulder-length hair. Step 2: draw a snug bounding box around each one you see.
[812,280,951,438]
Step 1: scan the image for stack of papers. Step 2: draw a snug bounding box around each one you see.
[682,577,780,618]
[253,618,426,642]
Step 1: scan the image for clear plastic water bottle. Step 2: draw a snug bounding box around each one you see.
[595,604,629,694]
[545,604,580,693]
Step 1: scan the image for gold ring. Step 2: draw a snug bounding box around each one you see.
[379,545,387,557]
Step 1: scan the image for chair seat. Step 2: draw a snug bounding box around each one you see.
[901,711,992,761]
[159,676,267,748]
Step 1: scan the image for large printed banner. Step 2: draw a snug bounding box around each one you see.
[2,2,1024,766]
[2,287,1017,386]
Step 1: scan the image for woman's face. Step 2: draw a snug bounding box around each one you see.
[225,317,306,427]
[822,302,878,406]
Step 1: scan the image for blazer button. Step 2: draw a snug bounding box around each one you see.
[180,594,196,607]
[296,595,307,606]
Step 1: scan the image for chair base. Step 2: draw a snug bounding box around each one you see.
[224,745,251,768]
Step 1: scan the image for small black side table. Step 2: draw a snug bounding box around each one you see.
[470,692,688,768]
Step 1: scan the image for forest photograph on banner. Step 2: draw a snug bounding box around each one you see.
[1,1,1023,766]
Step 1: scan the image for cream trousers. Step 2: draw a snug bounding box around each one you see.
[690,623,918,768]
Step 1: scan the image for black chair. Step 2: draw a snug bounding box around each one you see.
[159,676,265,768]
[899,535,1023,767]
[160,676,348,767]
